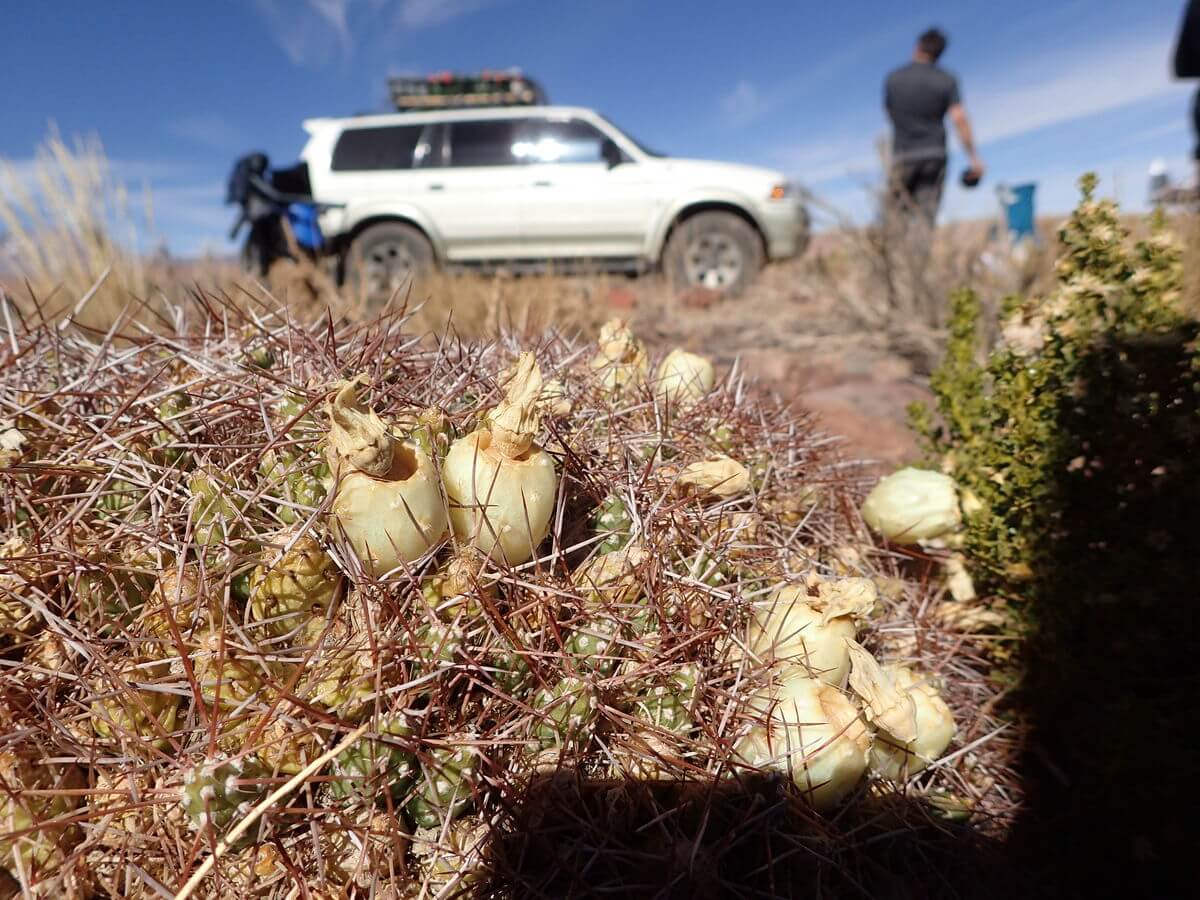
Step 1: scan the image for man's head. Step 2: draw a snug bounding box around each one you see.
[914,28,947,63]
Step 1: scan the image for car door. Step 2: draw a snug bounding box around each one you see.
[517,116,659,260]
[427,117,527,260]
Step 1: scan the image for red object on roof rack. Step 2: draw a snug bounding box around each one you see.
[387,69,548,111]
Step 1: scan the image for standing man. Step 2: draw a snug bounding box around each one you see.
[884,28,984,226]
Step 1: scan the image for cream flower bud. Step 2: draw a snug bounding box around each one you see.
[735,673,871,811]
[868,665,956,780]
[861,467,961,544]
[655,348,714,405]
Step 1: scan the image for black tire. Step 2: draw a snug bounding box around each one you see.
[662,211,763,297]
[347,221,435,302]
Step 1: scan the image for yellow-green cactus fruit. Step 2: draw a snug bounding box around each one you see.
[89,659,180,754]
[248,530,342,641]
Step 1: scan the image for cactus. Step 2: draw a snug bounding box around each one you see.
[90,660,180,754]
[414,619,465,669]
[97,478,143,520]
[592,493,633,554]
[631,663,699,734]
[180,755,271,841]
[329,717,417,802]
[0,754,84,875]
[0,538,43,642]
[189,467,245,548]
[406,743,478,829]
[533,677,596,747]
[564,616,623,676]
[248,531,342,642]
[326,811,410,887]
[412,815,489,895]
[151,391,192,467]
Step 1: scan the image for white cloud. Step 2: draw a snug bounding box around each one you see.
[397,0,496,28]
[250,0,353,66]
[968,31,1188,146]
[719,80,768,128]
[250,0,499,67]
[167,115,245,152]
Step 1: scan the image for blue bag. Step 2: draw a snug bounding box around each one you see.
[286,203,324,251]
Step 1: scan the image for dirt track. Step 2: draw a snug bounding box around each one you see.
[618,256,929,470]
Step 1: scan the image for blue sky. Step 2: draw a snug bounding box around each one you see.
[1,0,1194,255]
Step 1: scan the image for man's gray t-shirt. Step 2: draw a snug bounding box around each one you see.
[885,61,961,161]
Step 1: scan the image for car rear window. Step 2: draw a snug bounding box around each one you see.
[331,124,424,171]
[447,119,523,167]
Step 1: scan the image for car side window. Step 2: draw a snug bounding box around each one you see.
[521,119,609,164]
[331,124,424,171]
[446,119,523,167]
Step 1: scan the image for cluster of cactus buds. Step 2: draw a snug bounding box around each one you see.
[0,306,988,895]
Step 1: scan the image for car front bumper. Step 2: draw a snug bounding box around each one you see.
[760,198,811,260]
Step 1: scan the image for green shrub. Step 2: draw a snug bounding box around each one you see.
[909,174,1198,599]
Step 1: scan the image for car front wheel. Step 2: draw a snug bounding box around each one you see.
[347,221,434,301]
[662,211,763,296]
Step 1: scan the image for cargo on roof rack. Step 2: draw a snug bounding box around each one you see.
[387,70,548,111]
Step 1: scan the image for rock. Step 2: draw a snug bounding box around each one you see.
[605,287,638,311]
[677,286,722,310]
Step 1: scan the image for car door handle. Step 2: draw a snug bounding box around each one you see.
[428,183,445,191]
[532,180,553,187]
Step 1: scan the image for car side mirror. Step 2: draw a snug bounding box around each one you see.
[601,138,625,169]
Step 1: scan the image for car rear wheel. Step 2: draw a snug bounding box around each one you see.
[347,222,434,301]
[662,211,763,296]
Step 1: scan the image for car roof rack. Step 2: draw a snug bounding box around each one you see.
[387,69,548,111]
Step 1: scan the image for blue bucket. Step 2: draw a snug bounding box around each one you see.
[286,203,324,251]
[997,183,1037,244]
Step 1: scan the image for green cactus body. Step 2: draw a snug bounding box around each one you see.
[189,469,245,548]
[260,450,328,525]
[414,620,465,669]
[0,756,84,874]
[632,665,700,734]
[73,565,151,632]
[406,744,477,829]
[90,661,180,753]
[711,423,735,452]
[484,632,532,696]
[152,392,192,467]
[97,479,144,520]
[181,756,270,841]
[533,677,595,746]
[565,617,623,677]
[247,346,275,370]
[592,494,633,554]
[304,637,376,721]
[248,533,341,641]
[329,717,417,802]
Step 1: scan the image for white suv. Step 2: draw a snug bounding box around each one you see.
[301,105,809,296]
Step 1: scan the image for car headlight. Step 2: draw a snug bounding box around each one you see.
[768,182,791,201]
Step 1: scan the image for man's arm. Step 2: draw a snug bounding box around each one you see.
[948,103,984,177]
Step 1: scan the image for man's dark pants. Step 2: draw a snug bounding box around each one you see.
[890,156,947,225]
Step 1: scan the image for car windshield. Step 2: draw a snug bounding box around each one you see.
[597,114,665,158]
